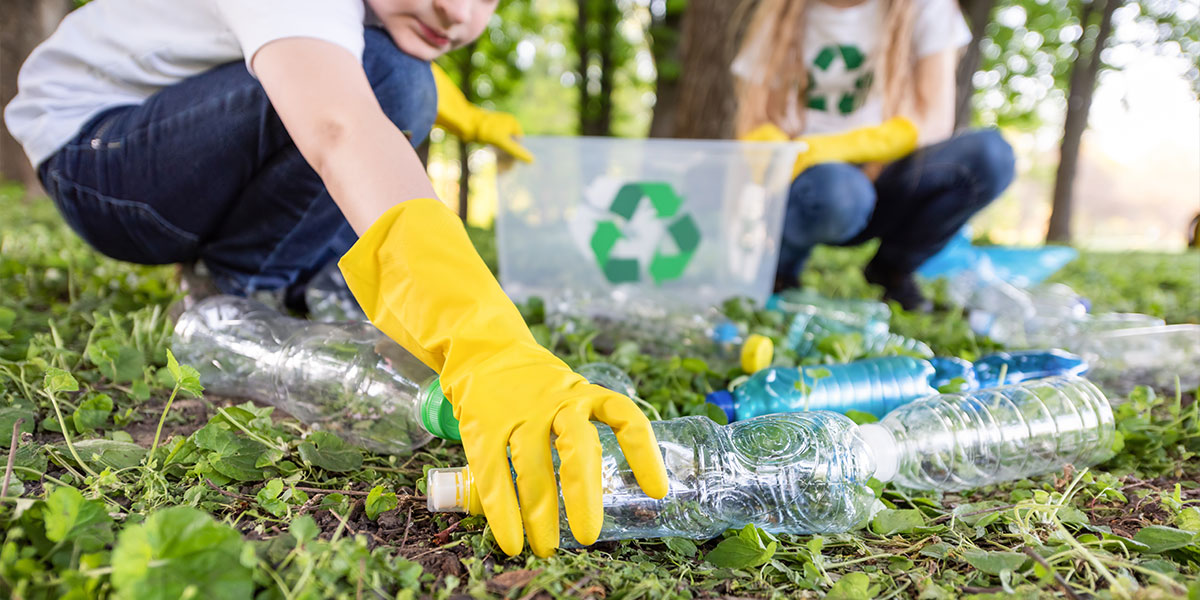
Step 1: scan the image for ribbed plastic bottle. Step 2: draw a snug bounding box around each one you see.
[971,349,1088,388]
[862,375,1115,491]
[172,296,459,455]
[427,411,880,544]
[785,313,934,359]
[428,376,1114,543]
[705,357,938,421]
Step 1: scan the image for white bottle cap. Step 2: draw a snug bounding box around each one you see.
[426,467,469,513]
[859,423,899,482]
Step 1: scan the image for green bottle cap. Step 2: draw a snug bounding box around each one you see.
[420,378,461,441]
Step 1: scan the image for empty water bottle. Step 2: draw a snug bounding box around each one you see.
[305,262,367,322]
[1069,324,1200,391]
[427,411,879,544]
[173,296,458,455]
[767,289,891,330]
[972,349,1088,388]
[785,312,934,359]
[860,375,1115,491]
[706,357,938,421]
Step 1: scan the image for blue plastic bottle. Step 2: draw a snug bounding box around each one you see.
[972,349,1088,388]
[707,356,937,421]
[928,356,977,392]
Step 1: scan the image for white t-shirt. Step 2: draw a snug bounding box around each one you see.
[4,0,368,168]
[737,0,972,136]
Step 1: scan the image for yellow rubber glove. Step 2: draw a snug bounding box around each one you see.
[338,199,669,557]
[791,116,918,178]
[431,63,533,163]
[739,123,791,143]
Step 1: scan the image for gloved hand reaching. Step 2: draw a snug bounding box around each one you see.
[432,63,533,163]
[740,117,919,178]
[338,198,669,557]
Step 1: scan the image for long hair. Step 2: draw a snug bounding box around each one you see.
[733,0,917,138]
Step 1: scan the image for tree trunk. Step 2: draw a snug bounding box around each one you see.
[647,1,685,138]
[954,0,996,132]
[1046,0,1120,243]
[576,0,594,135]
[671,0,749,139]
[1,0,74,187]
[594,0,617,135]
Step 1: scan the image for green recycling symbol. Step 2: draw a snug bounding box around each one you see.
[806,44,874,116]
[588,182,701,285]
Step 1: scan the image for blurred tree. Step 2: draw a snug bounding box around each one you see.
[955,0,1000,131]
[669,0,749,139]
[646,0,686,137]
[577,0,627,135]
[1,0,75,187]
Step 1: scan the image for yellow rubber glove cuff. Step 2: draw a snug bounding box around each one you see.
[338,199,667,557]
[739,123,791,143]
[791,116,919,178]
[432,63,533,163]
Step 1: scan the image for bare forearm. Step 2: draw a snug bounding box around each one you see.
[911,49,958,145]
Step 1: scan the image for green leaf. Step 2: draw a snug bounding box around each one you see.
[61,439,147,471]
[704,526,776,568]
[166,348,182,381]
[0,407,36,447]
[704,402,729,425]
[1175,507,1200,533]
[43,486,115,552]
[43,367,79,394]
[1133,525,1199,554]
[86,339,145,383]
[365,485,398,520]
[961,548,1029,575]
[871,508,927,536]
[664,537,697,557]
[163,352,204,398]
[73,393,113,432]
[826,572,871,600]
[111,506,254,600]
[843,410,878,425]
[193,424,268,481]
[290,515,318,545]
[297,431,363,473]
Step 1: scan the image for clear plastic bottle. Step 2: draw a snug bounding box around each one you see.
[766,289,892,330]
[304,262,367,323]
[706,357,937,421]
[950,270,1037,346]
[172,296,458,455]
[971,349,1088,388]
[861,375,1115,491]
[427,411,879,544]
[784,313,934,359]
[1068,324,1200,391]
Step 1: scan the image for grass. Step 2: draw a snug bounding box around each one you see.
[1,182,1198,599]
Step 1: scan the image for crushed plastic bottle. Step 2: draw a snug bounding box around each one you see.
[172,296,457,454]
[427,411,879,544]
[971,349,1088,388]
[784,312,934,359]
[428,375,1115,543]
[1069,324,1200,391]
[767,289,891,331]
[706,357,938,421]
[862,375,1115,491]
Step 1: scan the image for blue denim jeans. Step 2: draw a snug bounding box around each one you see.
[38,27,437,297]
[774,129,1016,290]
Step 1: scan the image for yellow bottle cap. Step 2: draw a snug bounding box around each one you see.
[740,334,774,373]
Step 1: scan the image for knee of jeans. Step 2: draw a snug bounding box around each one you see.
[959,129,1016,201]
[785,163,875,244]
[363,28,438,145]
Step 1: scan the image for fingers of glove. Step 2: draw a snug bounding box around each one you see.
[495,138,534,163]
[590,393,669,500]
[509,425,561,558]
[465,439,525,556]
[552,405,605,546]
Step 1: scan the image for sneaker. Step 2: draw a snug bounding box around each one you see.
[864,260,933,313]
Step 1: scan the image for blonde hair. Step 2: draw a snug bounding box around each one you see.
[733,0,917,138]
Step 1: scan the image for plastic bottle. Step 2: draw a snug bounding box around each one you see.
[784,312,934,359]
[1068,324,1200,391]
[949,270,1037,346]
[172,296,458,455]
[971,349,1088,389]
[766,289,891,330]
[862,375,1115,491]
[304,262,367,323]
[427,411,880,544]
[706,357,938,421]
[428,376,1114,543]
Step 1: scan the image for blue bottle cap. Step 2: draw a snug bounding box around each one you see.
[712,321,741,344]
[705,390,737,423]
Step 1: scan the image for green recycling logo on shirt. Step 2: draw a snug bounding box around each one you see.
[588,182,701,285]
[806,44,874,116]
